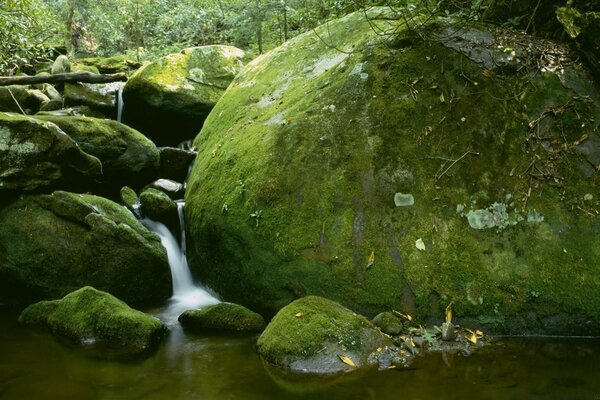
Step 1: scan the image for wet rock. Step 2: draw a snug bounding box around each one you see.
[147,179,185,199]
[0,112,101,191]
[159,147,197,182]
[19,286,166,357]
[179,302,265,333]
[120,186,141,216]
[257,296,388,374]
[372,312,403,336]
[0,191,171,306]
[140,188,177,227]
[35,115,159,189]
[123,45,246,145]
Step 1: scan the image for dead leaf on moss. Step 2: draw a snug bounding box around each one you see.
[338,355,356,367]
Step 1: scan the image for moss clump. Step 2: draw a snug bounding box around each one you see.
[140,188,177,227]
[123,45,246,146]
[372,312,403,336]
[257,296,386,374]
[19,286,166,357]
[178,302,266,332]
[186,8,600,334]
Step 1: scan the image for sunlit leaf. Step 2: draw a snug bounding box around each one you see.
[338,355,356,367]
[295,312,303,318]
[468,333,477,344]
[366,250,375,269]
[415,238,426,251]
[439,93,445,103]
[445,303,452,324]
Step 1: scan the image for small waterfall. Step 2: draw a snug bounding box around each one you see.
[142,202,219,324]
[116,86,124,123]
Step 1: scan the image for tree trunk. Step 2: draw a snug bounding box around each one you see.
[0,72,128,87]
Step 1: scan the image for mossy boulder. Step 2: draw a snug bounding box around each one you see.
[120,186,141,215]
[35,115,159,189]
[75,55,141,74]
[0,191,171,306]
[178,302,266,333]
[0,112,101,191]
[19,286,166,357]
[140,187,178,227]
[0,86,47,114]
[372,312,403,336]
[63,82,120,118]
[257,296,387,374]
[123,45,246,146]
[185,9,600,334]
[50,55,71,75]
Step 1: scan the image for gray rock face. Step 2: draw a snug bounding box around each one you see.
[0,112,102,191]
[0,191,171,306]
[123,45,246,145]
[19,286,166,357]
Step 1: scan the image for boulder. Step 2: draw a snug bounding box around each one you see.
[19,286,166,357]
[185,9,600,334]
[0,86,46,114]
[372,312,403,336]
[0,191,171,306]
[0,112,101,191]
[120,186,141,216]
[159,147,197,182]
[123,45,246,145]
[257,296,387,374]
[35,115,159,189]
[75,55,141,74]
[50,55,71,75]
[63,82,122,118]
[140,188,178,227]
[178,302,266,333]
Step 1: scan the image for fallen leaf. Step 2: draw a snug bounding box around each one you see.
[338,355,356,367]
[366,250,375,269]
[445,303,452,324]
[415,238,426,251]
[439,93,445,103]
[482,69,495,78]
[407,314,413,322]
[468,332,477,344]
[295,312,303,318]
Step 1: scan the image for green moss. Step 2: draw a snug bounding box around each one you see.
[139,188,177,225]
[19,286,166,356]
[178,302,266,332]
[75,55,140,74]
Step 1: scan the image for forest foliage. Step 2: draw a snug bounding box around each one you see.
[0,0,597,75]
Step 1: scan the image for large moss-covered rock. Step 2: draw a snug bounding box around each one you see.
[185,9,600,334]
[123,45,245,146]
[0,191,171,306]
[179,302,266,333]
[35,115,159,188]
[0,112,101,191]
[19,286,166,357]
[257,296,386,374]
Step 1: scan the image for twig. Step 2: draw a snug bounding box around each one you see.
[7,88,25,115]
[435,150,480,180]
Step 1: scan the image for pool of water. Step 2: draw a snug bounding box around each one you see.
[1,306,599,400]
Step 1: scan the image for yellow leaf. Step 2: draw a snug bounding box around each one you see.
[407,314,413,321]
[475,330,484,336]
[439,93,445,103]
[295,312,303,318]
[468,333,477,344]
[445,303,452,324]
[366,250,375,269]
[338,355,356,367]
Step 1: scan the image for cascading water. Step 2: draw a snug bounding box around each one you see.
[142,201,219,325]
[116,85,124,123]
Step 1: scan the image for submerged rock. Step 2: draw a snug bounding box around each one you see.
[257,296,387,374]
[0,191,171,306]
[19,286,166,357]
[123,45,246,145]
[179,302,265,333]
[0,112,102,191]
[35,115,159,189]
[185,8,600,334]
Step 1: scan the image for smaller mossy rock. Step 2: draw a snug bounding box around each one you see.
[75,55,141,74]
[257,296,387,374]
[178,302,266,333]
[72,63,100,74]
[140,188,177,226]
[146,178,185,199]
[159,147,197,182]
[51,55,71,75]
[0,191,171,306]
[39,99,63,112]
[120,186,141,216]
[123,45,245,145]
[371,312,403,336]
[35,115,159,188]
[0,86,46,114]
[63,82,117,118]
[19,286,166,357]
[0,112,102,191]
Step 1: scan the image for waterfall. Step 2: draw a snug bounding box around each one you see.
[116,86,124,123]
[142,202,219,324]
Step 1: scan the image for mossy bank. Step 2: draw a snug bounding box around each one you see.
[185,9,600,334]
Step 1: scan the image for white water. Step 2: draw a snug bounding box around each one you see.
[142,202,219,325]
[116,86,124,123]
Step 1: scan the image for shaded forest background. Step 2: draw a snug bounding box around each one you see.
[1,0,598,75]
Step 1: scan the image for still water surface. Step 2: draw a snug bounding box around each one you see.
[1,307,599,400]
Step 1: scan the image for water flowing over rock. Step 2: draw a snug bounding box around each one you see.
[123,45,246,146]
[185,8,600,334]
[0,112,102,191]
[19,286,166,358]
[0,191,171,306]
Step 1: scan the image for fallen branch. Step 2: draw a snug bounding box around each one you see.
[435,150,480,180]
[0,72,127,86]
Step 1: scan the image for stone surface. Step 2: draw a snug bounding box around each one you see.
[0,86,46,114]
[63,82,120,119]
[123,45,245,145]
[0,112,101,191]
[19,286,166,357]
[185,9,600,334]
[372,312,403,336]
[0,191,171,306]
[159,147,197,182]
[257,296,387,374]
[140,188,177,226]
[178,302,266,333]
